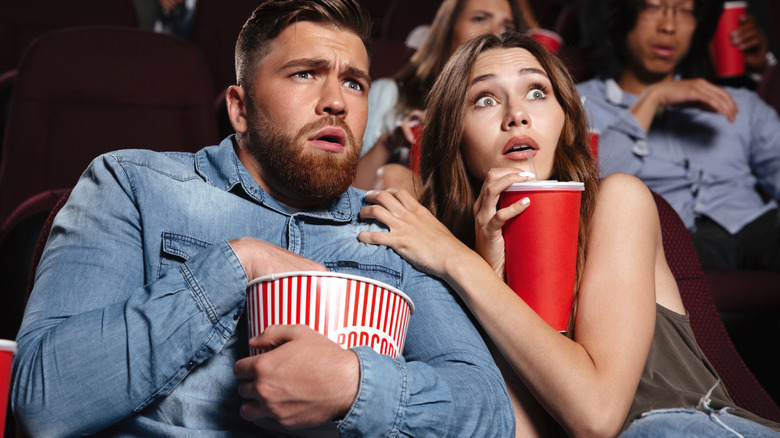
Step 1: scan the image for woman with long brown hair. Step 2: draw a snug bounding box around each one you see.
[359,32,780,437]
[354,0,530,190]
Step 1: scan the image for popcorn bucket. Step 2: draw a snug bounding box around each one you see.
[246,271,414,357]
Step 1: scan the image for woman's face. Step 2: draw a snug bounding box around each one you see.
[462,47,564,182]
[450,0,515,53]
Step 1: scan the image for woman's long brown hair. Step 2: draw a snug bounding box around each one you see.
[418,32,599,336]
[393,0,527,114]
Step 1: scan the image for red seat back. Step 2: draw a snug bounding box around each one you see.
[652,191,780,421]
[380,0,441,43]
[191,0,265,95]
[0,0,138,74]
[0,26,219,226]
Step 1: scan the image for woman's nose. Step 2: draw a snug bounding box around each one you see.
[502,105,529,130]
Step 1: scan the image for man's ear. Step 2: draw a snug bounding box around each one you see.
[226,85,249,135]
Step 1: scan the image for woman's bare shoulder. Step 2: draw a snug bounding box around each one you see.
[595,173,657,216]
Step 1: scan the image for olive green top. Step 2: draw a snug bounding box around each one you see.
[622,304,780,433]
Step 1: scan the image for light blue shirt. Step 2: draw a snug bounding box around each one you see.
[362,78,403,157]
[577,78,780,234]
[12,136,513,437]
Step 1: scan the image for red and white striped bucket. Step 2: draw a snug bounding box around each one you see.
[246,271,414,357]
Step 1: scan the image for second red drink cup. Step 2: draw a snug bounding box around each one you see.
[499,181,584,333]
[711,1,747,78]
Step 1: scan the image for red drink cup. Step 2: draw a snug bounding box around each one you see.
[588,129,600,162]
[246,271,414,357]
[499,182,584,333]
[711,1,746,78]
[0,340,17,436]
[408,123,422,174]
[527,28,563,53]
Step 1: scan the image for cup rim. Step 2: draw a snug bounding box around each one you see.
[723,1,746,9]
[248,271,415,314]
[504,181,584,191]
[527,28,563,43]
[0,339,17,353]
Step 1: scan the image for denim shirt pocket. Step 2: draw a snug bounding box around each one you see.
[324,260,402,290]
[158,232,214,279]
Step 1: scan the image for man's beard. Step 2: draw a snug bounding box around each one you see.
[244,106,361,206]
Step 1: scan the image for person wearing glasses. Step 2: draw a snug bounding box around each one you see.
[577,0,780,273]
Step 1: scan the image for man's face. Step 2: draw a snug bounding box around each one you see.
[241,21,370,207]
[624,1,697,80]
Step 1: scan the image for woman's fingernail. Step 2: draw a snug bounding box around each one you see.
[521,197,530,205]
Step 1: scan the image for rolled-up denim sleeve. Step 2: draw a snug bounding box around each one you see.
[11,155,248,437]
[337,273,515,437]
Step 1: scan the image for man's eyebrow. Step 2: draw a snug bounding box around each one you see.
[470,67,548,86]
[344,65,372,85]
[279,58,329,72]
[279,58,371,84]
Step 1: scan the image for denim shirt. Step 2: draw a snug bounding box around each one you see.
[12,137,513,437]
[577,78,780,234]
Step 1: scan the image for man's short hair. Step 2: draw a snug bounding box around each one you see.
[235,0,373,92]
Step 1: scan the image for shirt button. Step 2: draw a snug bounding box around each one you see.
[233,311,241,321]
[186,361,195,370]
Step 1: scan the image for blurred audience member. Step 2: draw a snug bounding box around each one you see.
[577,0,780,271]
[155,0,197,40]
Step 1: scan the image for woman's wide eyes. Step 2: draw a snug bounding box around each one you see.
[527,89,545,100]
[475,96,497,107]
[475,89,545,107]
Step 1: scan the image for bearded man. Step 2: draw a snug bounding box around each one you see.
[10,1,513,437]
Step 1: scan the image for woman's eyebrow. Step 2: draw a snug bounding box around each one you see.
[470,67,548,86]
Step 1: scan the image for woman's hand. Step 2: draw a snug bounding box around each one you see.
[358,189,469,278]
[398,109,426,145]
[379,110,427,155]
[473,169,533,278]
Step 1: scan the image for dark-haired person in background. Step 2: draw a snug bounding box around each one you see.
[577,0,780,272]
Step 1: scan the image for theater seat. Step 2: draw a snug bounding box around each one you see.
[0,0,138,75]
[652,191,780,421]
[0,188,70,438]
[0,26,219,226]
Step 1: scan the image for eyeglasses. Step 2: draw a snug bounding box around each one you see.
[639,1,696,22]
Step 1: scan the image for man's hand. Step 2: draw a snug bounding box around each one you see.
[234,325,360,428]
[229,237,326,281]
[733,13,769,74]
[632,78,738,131]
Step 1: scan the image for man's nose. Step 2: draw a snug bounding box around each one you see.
[316,77,347,117]
[658,6,678,33]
